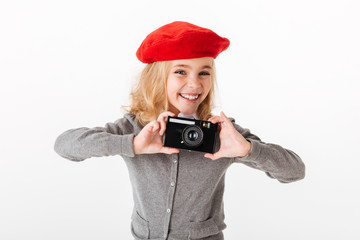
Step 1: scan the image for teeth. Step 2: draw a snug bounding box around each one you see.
[181,94,199,100]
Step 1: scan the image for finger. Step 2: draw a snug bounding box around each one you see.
[217,123,222,132]
[161,147,180,154]
[220,111,232,126]
[158,117,166,136]
[207,116,217,122]
[140,121,159,140]
[144,120,157,133]
[158,111,175,136]
[151,121,160,133]
[207,116,218,123]
[208,116,223,124]
[157,111,176,121]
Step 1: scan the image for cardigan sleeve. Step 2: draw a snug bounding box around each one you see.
[231,119,305,183]
[54,117,136,162]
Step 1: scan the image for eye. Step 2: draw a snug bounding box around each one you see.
[175,70,186,75]
[199,71,210,76]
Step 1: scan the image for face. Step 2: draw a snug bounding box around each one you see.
[166,57,213,116]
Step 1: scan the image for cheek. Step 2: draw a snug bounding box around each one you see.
[166,79,172,96]
[166,80,177,101]
[167,78,182,95]
[202,79,212,96]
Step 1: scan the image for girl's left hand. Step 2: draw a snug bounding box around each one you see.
[204,111,251,160]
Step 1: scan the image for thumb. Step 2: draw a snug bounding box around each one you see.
[220,111,232,126]
[204,152,222,161]
[141,120,160,137]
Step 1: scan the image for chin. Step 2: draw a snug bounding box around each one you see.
[179,109,196,115]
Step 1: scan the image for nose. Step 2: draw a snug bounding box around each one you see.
[186,75,201,89]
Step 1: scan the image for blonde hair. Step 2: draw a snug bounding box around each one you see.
[122,60,217,126]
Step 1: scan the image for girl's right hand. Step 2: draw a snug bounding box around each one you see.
[133,111,180,155]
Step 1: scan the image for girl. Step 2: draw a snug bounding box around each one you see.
[54,21,305,240]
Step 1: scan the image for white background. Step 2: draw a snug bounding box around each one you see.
[1,0,359,239]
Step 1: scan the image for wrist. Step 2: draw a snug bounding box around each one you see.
[133,136,140,155]
[242,141,251,157]
[238,140,251,158]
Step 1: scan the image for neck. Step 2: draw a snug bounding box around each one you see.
[178,112,196,119]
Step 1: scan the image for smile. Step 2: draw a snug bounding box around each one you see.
[179,93,200,100]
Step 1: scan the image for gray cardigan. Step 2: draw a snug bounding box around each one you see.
[54,113,305,240]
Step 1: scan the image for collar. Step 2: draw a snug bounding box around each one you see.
[178,113,196,119]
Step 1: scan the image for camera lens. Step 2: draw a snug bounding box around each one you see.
[182,126,204,148]
[188,130,198,141]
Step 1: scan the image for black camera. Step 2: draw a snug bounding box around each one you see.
[163,116,219,153]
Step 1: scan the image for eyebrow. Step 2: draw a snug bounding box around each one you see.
[172,64,212,70]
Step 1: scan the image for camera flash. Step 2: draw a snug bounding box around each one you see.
[202,122,210,128]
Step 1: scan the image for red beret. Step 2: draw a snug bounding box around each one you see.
[136,21,230,63]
